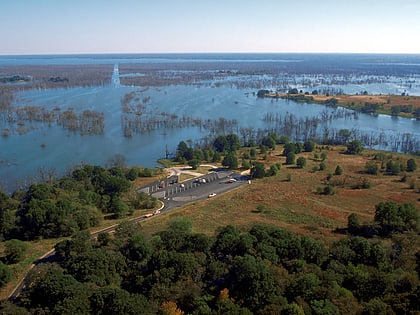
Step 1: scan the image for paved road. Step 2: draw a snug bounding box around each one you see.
[8,169,249,301]
[159,170,247,211]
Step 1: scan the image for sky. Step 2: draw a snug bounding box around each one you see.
[1,0,420,55]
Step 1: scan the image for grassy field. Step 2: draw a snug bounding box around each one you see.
[267,93,420,118]
[1,146,419,299]
[140,146,420,244]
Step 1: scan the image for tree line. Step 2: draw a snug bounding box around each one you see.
[1,214,418,314]
[0,164,159,241]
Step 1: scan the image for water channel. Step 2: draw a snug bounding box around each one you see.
[1,54,420,192]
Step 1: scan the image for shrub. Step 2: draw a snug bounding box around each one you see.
[319,162,327,171]
[334,165,343,175]
[318,185,335,195]
[407,158,417,172]
[286,152,295,165]
[304,140,315,152]
[365,161,379,175]
[4,239,27,264]
[346,140,363,154]
[386,160,400,175]
[0,262,12,288]
[296,157,307,168]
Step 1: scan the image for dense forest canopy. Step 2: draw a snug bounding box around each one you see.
[1,216,419,314]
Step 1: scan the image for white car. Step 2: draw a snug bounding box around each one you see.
[208,193,217,198]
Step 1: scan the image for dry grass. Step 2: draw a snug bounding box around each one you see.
[140,146,420,244]
[290,94,420,110]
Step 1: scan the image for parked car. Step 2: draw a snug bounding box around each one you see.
[208,193,217,198]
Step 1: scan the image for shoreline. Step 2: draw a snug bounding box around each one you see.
[265,93,420,119]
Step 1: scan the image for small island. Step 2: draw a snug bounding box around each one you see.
[262,91,420,119]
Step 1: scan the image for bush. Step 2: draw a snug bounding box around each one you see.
[286,152,295,165]
[304,140,315,152]
[188,159,200,170]
[334,165,343,175]
[318,185,335,195]
[407,158,417,172]
[0,262,12,288]
[296,157,307,169]
[346,140,363,154]
[365,161,379,175]
[4,239,27,264]
[386,160,400,175]
[319,162,327,171]
[267,164,279,176]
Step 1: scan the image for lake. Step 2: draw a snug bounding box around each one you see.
[1,53,420,192]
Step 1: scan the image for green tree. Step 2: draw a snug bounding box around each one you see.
[283,143,296,156]
[386,160,400,175]
[251,162,266,179]
[347,213,360,235]
[286,152,295,165]
[28,265,90,314]
[226,134,240,151]
[222,152,238,169]
[304,140,315,152]
[213,135,228,152]
[176,141,191,161]
[346,140,363,155]
[282,303,305,315]
[296,157,306,168]
[250,147,257,159]
[66,248,126,286]
[229,255,277,311]
[90,287,150,315]
[310,299,340,315]
[334,165,343,175]
[111,198,130,219]
[0,262,12,288]
[4,239,27,264]
[287,273,321,301]
[241,159,251,169]
[364,161,379,175]
[262,135,276,150]
[188,159,200,170]
[0,191,18,238]
[212,151,221,162]
[406,158,417,172]
[267,164,279,176]
[373,201,419,234]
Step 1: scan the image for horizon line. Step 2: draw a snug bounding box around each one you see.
[1,51,420,57]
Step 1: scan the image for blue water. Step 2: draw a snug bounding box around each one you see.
[1,53,420,192]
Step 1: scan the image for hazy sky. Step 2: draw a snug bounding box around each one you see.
[1,0,420,55]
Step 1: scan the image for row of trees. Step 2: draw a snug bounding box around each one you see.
[348,201,420,237]
[3,212,419,314]
[0,164,158,241]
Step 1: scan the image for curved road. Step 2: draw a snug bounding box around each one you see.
[8,169,248,301]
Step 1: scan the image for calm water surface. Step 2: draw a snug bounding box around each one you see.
[1,53,420,192]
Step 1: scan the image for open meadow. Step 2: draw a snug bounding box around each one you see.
[140,145,420,244]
